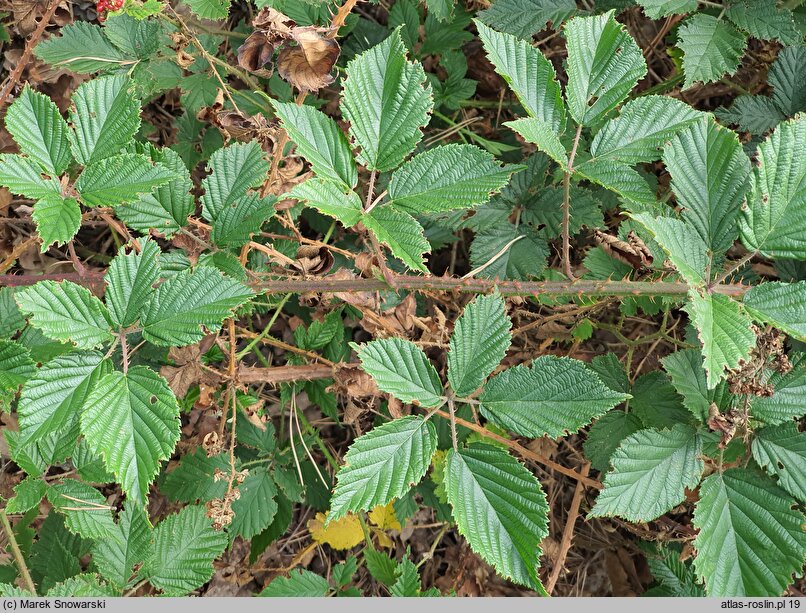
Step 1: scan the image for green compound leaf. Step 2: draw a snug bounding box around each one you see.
[445,444,549,592]
[564,11,647,126]
[329,416,438,521]
[229,468,278,541]
[92,503,153,589]
[34,21,128,73]
[105,238,160,328]
[750,353,806,425]
[288,179,363,228]
[475,20,566,132]
[143,505,228,596]
[32,197,82,251]
[744,281,806,341]
[0,339,35,391]
[630,214,709,286]
[15,281,114,349]
[589,96,702,164]
[447,293,511,397]
[353,337,443,407]
[388,144,518,214]
[0,154,63,200]
[590,424,703,522]
[200,141,268,222]
[725,0,800,45]
[664,116,750,257]
[260,569,330,597]
[68,74,141,166]
[752,423,806,501]
[341,30,433,172]
[693,468,806,596]
[678,14,747,90]
[479,355,628,439]
[5,86,72,175]
[477,0,575,39]
[75,153,176,208]
[272,101,357,190]
[17,351,110,448]
[740,116,806,259]
[685,290,756,389]
[47,479,119,541]
[141,267,253,347]
[80,367,180,507]
[505,117,567,168]
[362,205,430,272]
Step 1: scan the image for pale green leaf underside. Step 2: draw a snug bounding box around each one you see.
[631,214,709,285]
[80,367,180,506]
[5,476,47,515]
[446,444,549,592]
[288,179,363,228]
[685,290,756,389]
[341,30,433,172]
[505,117,567,168]
[590,424,703,522]
[362,205,430,272]
[744,281,806,341]
[5,86,72,175]
[479,355,628,438]
[693,468,806,596]
[34,21,128,73]
[475,20,566,132]
[15,281,114,349]
[564,10,647,126]
[447,293,511,397]
[143,505,228,596]
[740,116,806,259]
[0,154,63,201]
[752,423,806,502]
[329,415,437,521]
[272,101,357,190]
[354,337,443,407]
[678,14,747,89]
[388,143,517,213]
[574,158,657,208]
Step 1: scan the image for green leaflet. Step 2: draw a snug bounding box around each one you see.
[15,281,114,349]
[185,0,229,19]
[740,115,806,259]
[272,102,357,190]
[260,570,330,597]
[75,153,176,208]
[678,14,747,89]
[478,355,628,438]
[693,468,806,596]
[752,423,806,501]
[662,348,731,421]
[477,0,574,39]
[573,158,657,209]
[725,0,800,45]
[716,95,785,136]
[32,197,82,251]
[583,410,644,472]
[30,514,88,593]
[445,444,549,592]
[475,20,566,132]
[352,338,443,407]
[447,293,511,397]
[362,205,430,272]
[468,223,548,280]
[5,86,72,175]
[47,480,119,541]
[229,468,278,540]
[750,354,806,425]
[636,0,696,19]
[210,191,275,248]
[328,416,437,521]
[200,141,268,222]
[505,117,567,168]
[769,47,806,117]
[0,339,35,391]
[590,96,702,164]
[5,475,47,514]
[141,267,253,347]
[564,11,647,126]
[143,505,228,596]
[631,214,709,286]
[80,367,180,506]
[34,21,128,73]
[288,179,363,228]
[68,74,141,166]
[684,290,756,389]
[17,351,111,448]
[590,425,703,522]
[743,281,806,340]
[341,30,433,171]
[388,144,518,213]
[664,116,750,257]
[105,238,160,328]
[46,574,116,597]
[0,154,63,201]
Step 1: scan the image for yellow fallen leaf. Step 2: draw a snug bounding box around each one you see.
[307,512,363,550]
[368,502,402,531]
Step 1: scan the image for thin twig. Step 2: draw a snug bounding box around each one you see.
[0,509,36,593]
[545,462,590,594]
[561,124,584,281]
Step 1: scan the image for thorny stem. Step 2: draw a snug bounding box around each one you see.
[364,169,378,211]
[447,396,458,451]
[0,509,36,593]
[222,319,240,504]
[120,330,129,375]
[710,251,757,288]
[562,124,584,281]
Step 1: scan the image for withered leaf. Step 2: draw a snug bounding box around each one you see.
[252,7,296,36]
[237,31,274,76]
[593,229,654,271]
[277,27,340,92]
